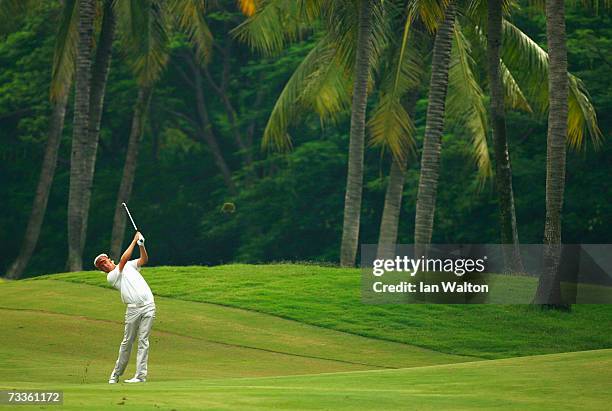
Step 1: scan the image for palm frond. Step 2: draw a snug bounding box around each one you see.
[302,50,352,123]
[463,22,532,113]
[406,0,451,33]
[568,74,602,148]
[115,0,170,86]
[465,0,516,27]
[502,20,602,148]
[367,16,423,163]
[447,21,492,179]
[232,0,319,55]
[170,0,213,65]
[262,39,344,151]
[50,0,78,101]
[500,57,532,113]
[323,0,389,84]
[368,96,416,163]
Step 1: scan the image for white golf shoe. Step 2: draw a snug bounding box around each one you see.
[108,378,118,384]
[124,377,146,383]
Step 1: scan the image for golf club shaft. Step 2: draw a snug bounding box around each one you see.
[122,202,138,231]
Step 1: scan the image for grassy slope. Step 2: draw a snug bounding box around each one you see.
[0,280,468,385]
[1,268,611,410]
[49,264,612,359]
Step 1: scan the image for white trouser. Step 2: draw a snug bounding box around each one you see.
[110,303,156,381]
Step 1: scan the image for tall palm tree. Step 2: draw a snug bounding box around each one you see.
[76,0,116,260]
[234,0,386,266]
[66,0,116,271]
[534,0,569,305]
[235,0,444,265]
[370,11,427,259]
[236,0,600,265]
[66,0,97,271]
[376,92,419,259]
[5,93,69,279]
[414,2,456,250]
[5,0,117,276]
[411,1,600,255]
[339,0,375,266]
[486,0,523,272]
[3,0,77,279]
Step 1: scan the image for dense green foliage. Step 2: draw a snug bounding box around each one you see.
[0,2,609,276]
[51,264,612,359]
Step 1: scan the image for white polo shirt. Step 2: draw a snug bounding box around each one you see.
[107,259,154,306]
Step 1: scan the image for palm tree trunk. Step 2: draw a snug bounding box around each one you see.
[67,0,97,271]
[89,0,115,143]
[80,0,115,253]
[535,0,568,306]
[5,93,69,279]
[109,87,153,259]
[376,92,419,259]
[414,2,455,251]
[487,0,524,273]
[376,158,406,260]
[340,0,373,266]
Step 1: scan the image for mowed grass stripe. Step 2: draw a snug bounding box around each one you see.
[0,279,470,375]
[1,350,610,410]
[0,309,373,385]
[0,307,393,369]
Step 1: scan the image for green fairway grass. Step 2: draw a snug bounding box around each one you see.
[1,348,610,410]
[1,266,611,410]
[47,264,612,358]
[0,279,468,381]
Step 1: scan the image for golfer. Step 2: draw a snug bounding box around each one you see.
[93,231,155,384]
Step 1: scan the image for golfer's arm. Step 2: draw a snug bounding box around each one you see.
[138,244,148,267]
[118,240,137,272]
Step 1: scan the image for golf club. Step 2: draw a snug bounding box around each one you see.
[122,202,144,245]
[122,202,138,231]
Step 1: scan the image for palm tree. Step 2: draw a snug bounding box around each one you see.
[339,0,375,266]
[235,0,448,265]
[5,94,69,279]
[3,0,77,278]
[234,0,386,266]
[414,2,456,250]
[67,0,115,271]
[66,0,95,271]
[534,0,569,305]
[375,93,419,259]
[4,0,117,276]
[235,0,600,265]
[411,1,600,255]
[486,0,523,272]
[370,14,426,259]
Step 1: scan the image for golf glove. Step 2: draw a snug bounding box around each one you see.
[137,234,145,246]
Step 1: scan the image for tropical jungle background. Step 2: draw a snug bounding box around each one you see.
[1,0,610,279]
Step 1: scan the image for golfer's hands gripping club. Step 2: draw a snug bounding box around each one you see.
[134,231,145,246]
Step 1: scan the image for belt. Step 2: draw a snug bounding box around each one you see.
[127,302,155,308]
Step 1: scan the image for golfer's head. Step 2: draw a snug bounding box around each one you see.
[94,253,115,273]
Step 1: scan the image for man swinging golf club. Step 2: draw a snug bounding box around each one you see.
[93,203,155,384]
